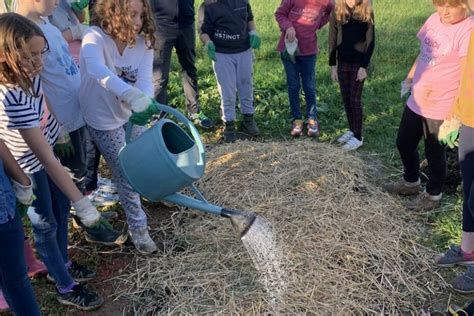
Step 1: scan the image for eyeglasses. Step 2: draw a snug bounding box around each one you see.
[41,39,50,55]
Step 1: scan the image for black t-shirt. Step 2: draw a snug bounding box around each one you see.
[201,0,254,54]
[149,0,195,28]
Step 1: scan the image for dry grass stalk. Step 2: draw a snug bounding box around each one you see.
[115,140,445,314]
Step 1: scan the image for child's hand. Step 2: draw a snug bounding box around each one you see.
[249,30,261,49]
[72,196,101,227]
[122,87,154,113]
[129,101,161,126]
[438,117,461,148]
[356,67,367,81]
[205,41,217,61]
[400,79,412,98]
[54,131,75,158]
[285,27,296,43]
[69,24,89,41]
[11,175,34,207]
[68,0,89,11]
[331,66,339,82]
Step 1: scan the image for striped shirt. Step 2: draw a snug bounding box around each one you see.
[0,76,60,173]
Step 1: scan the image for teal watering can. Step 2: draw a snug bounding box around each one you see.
[118,103,256,238]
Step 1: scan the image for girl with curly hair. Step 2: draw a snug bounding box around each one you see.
[79,0,159,255]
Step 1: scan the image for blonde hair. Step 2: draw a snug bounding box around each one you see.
[0,13,45,96]
[432,0,468,7]
[91,0,156,49]
[334,0,374,24]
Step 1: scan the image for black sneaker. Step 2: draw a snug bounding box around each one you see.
[72,215,127,246]
[190,111,213,129]
[56,284,103,311]
[70,262,96,282]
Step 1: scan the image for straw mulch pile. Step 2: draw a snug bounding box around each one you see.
[114,140,445,314]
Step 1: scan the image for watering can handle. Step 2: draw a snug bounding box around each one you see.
[125,103,205,157]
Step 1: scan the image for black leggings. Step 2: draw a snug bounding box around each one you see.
[396,106,446,195]
[460,125,474,232]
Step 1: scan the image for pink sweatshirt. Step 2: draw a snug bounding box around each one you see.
[275,0,334,56]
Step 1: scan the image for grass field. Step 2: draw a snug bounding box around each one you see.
[2,0,467,314]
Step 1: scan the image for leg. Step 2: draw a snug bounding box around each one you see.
[348,65,365,140]
[299,55,317,120]
[28,170,75,289]
[86,126,148,231]
[0,214,40,316]
[84,129,101,192]
[396,106,424,183]
[281,54,302,120]
[58,127,87,193]
[175,25,200,115]
[460,125,474,244]
[153,27,178,105]
[213,53,237,123]
[423,117,446,196]
[337,62,355,132]
[236,49,254,115]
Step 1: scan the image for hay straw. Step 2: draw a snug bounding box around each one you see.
[114,140,445,314]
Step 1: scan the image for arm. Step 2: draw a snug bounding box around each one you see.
[360,16,375,69]
[328,11,337,66]
[405,56,419,82]
[18,127,83,203]
[248,20,256,32]
[200,5,213,45]
[318,1,334,29]
[274,0,294,33]
[0,140,30,186]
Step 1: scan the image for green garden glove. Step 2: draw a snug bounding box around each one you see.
[54,131,75,158]
[438,117,461,148]
[16,197,35,217]
[129,101,160,126]
[205,41,216,61]
[68,0,89,11]
[249,30,261,49]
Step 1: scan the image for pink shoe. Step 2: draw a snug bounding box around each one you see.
[0,288,9,312]
[24,239,47,278]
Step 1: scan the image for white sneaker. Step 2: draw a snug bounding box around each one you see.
[337,131,354,144]
[129,228,158,255]
[342,136,363,151]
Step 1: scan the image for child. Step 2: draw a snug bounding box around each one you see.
[199,0,261,143]
[275,0,334,138]
[0,139,40,315]
[384,0,473,212]
[434,0,474,294]
[80,0,158,254]
[0,12,119,310]
[328,0,374,150]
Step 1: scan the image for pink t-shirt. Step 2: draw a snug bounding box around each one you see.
[407,13,474,120]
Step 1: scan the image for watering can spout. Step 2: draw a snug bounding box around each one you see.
[221,208,257,238]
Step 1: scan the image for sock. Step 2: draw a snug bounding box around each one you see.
[404,179,420,187]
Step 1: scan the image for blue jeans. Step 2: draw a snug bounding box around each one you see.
[0,162,40,315]
[28,169,74,289]
[281,54,317,121]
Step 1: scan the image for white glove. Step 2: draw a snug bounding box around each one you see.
[11,175,34,206]
[72,197,100,227]
[70,24,89,41]
[121,87,153,113]
[400,80,412,98]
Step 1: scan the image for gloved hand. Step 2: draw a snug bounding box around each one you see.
[122,87,154,113]
[400,79,412,98]
[438,117,461,148]
[68,0,89,11]
[284,38,298,64]
[54,130,75,158]
[249,30,261,49]
[11,175,34,205]
[129,101,161,126]
[69,24,89,41]
[205,41,216,61]
[72,196,101,227]
[16,200,31,217]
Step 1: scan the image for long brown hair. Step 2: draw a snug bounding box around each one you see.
[335,0,374,24]
[0,13,45,96]
[91,0,156,49]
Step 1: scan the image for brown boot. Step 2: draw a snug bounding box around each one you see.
[406,192,441,211]
[383,178,420,196]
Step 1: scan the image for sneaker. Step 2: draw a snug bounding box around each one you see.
[307,119,319,137]
[342,136,363,151]
[290,119,304,137]
[406,192,441,212]
[69,262,97,282]
[129,228,158,255]
[97,176,117,194]
[435,245,474,267]
[451,267,474,294]
[337,131,354,144]
[0,289,9,312]
[448,301,474,315]
[242,114,260,137]
[190,111,213,129]
[73,215,128,246]
[223,121,237,143]
[383,178,421,196]
[56,284,103,311]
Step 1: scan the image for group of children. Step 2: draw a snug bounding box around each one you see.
[0,0,473,313]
